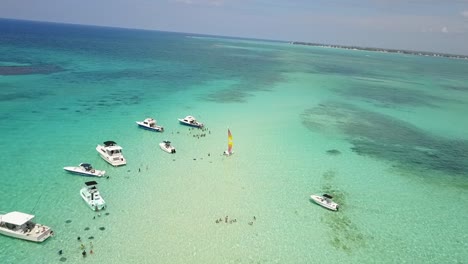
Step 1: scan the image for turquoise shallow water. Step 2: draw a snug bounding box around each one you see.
[0,19,468,263]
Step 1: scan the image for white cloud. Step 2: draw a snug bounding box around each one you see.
[462,10,468,18]
[442,26,449,33]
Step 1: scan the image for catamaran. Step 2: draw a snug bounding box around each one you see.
[223,129,234,156]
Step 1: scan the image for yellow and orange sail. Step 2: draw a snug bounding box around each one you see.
[227,129,233,154]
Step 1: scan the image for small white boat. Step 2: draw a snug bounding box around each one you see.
[96,141,126,167]
[178,115,204,128]
[159,140,176,154]
[136,117,164,132]
[310,194,339,211]
[80,181,106,211]
[63,163,106,177]
[223,129,234,156]
[0,211,53,242]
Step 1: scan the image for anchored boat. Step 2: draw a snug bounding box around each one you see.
[310,194,339,211]
[63,163,106,177]
[96,141,126,167]
[0,211,53,242]
[80,181,106,211]
[136,117,164,132]
[178,115,204,128]
[159,140,176,154]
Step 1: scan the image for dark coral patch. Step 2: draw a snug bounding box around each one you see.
[202,88,249,103]
[334,82,443,108]
[0,64,64,75]
[326,149,341,155]
[302,103,468,177]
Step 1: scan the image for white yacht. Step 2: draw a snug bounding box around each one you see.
[96,141,126,166]
[178,115,204,128]
[0,211,53,242]
[159,140,176,154]
[80,181,106,211]
[136,117,164,132]
[310,194,339,211]
[63,163,106,177]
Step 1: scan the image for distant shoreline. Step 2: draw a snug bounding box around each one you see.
[290,42,468,60]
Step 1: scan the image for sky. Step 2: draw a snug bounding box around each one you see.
[1,0,468,55]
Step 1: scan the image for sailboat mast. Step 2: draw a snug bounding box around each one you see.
[227,129,233,153]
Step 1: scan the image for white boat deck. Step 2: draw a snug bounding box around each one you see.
[0,212,53,242]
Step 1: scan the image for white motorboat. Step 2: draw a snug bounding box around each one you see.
[0,211,53,242]
[96,141,126,166]
[310,194,339,211]
[178,115,204,128]
[80,181,106,211]
[136,117,164,132]
[63,163,106,177]
[159,140,176,154]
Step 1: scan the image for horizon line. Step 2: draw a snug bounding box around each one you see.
[2,17,468,58]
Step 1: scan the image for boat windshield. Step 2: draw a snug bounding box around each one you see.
[82,164,93,171]
[108,149,121,155]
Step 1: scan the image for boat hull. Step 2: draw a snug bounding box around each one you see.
[63,167,105,177]
[223,150,234,156]
[178,119,203,128]
[310,195,339,211]
[80,189,106,211]
[96,145,126,167]
[159,143,176,154]
[0,226,52,243]
[136,122,164,132]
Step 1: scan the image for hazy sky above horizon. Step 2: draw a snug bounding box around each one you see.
[1,0,468,54]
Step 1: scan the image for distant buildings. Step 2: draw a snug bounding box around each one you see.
[290,42,468,60]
